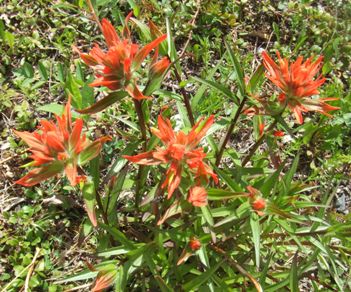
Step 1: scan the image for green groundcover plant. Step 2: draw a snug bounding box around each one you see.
[3,1,350,291]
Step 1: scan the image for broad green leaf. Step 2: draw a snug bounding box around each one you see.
[82,179,97,227]
[65,72,83,109]
[38,103,65,115]
[107,168,128,215]
[176,101,191,128]
[38,61,48,80]
[201,205,214,226]
[76,91,128,114]
[130,17,151,40]
[247,64,264,94]
[250,214,261,269]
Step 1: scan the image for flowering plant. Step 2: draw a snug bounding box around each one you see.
[11,4,349,292]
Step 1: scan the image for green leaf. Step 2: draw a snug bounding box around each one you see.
[207,189,247,201]
[201,205,214,226]
[101,225,135,250]
[127,0,140,16]
[192,76,239,105]
[105,141,139,180]
[65,72,83,109]
[250,214,261,269]
[38,61,48,80]
[76,91,128,114]
[289,252,299,292]
[107,168,127,215]
[37,103,64,115]
[82,180,97,227]
[176,101,191,128]
[224,40,246,97]
[154,275,173,292]
[282,154,299,194]
[191,53,227,109]
[183,260,224,290]
[213,166,242,192]
[22,62,34,78]
[130,17,151,41]
[247,64,264,94]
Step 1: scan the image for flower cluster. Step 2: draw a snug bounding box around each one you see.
[14,100,110,186]
[123,115,218,205]
[75,13,169,100]
[262,51,339,124]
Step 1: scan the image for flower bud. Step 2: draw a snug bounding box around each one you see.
[189,238,201,251]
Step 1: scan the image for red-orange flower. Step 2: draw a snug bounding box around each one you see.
[75,13,169,100]
[262,51,339,124]
[273,130,285,137]
[14,100,110,187]
[188,186,208,207]
[189,238,201,251]
[247,186,266,216]
[123,115,218,198]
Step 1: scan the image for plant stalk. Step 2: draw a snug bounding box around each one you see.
[174,69,195,126]
[216,96,248,166]
[241,119,278,166]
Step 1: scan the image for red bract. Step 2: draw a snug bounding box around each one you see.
[14,100,110,187]
[75,13,169,100]
[273,130,285,137]
[262,51,339,124]
[188,186,208,207]
[189,238,201,251]
[123,115,218,198]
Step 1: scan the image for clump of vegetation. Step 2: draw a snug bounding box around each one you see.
[1,0,350,291]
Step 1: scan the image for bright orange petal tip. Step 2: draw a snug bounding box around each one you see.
[273,130,285,137]
[262,51,339,123]
[76,16,168,104]
[126,115,216,199]
[189,238,201,251]
[188,186,208,207]
[15,102,107,187]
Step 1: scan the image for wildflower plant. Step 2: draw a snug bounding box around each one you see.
[12,3,350,292]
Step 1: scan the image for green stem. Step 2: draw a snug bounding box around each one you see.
[241,119,278,167]
[133,99,148,150]
[216,96,248,166]
[133,99,148,210]
[173,68,195,126]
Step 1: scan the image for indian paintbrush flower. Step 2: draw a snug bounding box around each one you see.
[247,185,266,216]
[75,13,169,101]
[262,51,339,124]
[123,115,218,199]
[14,100,110,187]
[188,186,208,207]
[189,238,201,251]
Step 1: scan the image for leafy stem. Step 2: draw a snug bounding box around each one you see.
[216,96,248,166]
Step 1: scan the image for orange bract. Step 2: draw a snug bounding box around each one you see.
[123,115,218,198]
[189,238,201,251]
[188,186,208,207]
[262,51,339,124]
[14,100,110,187]
[75,13,169,100]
